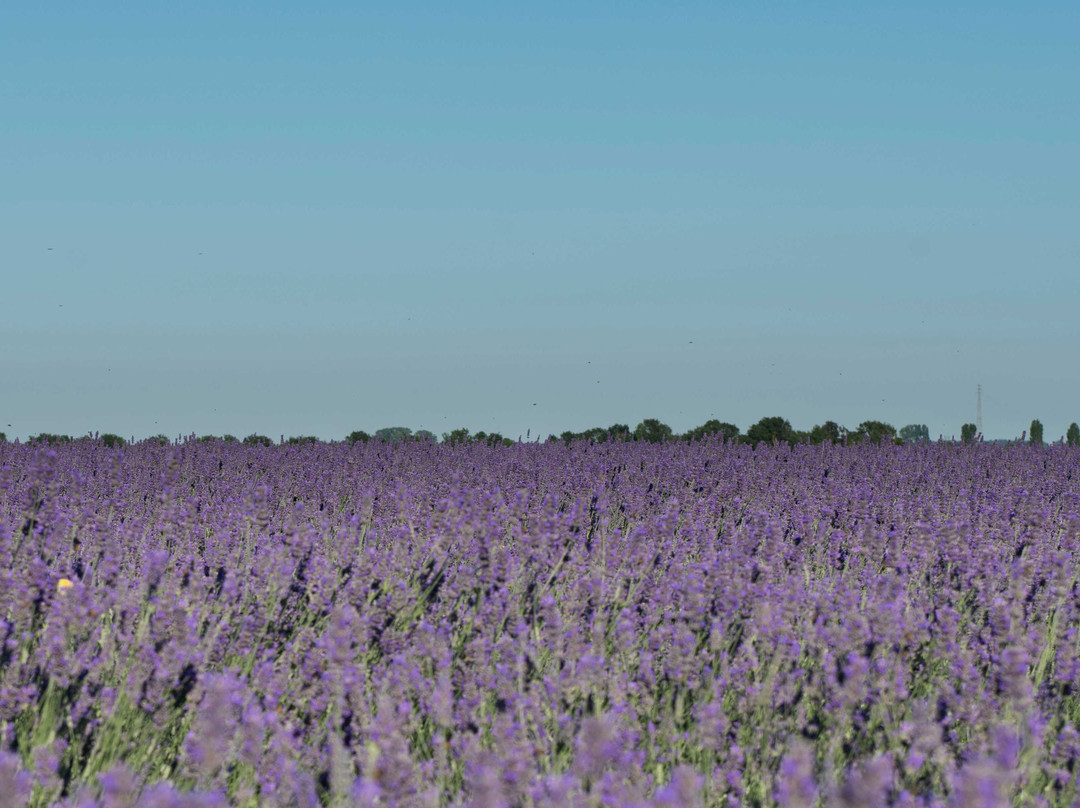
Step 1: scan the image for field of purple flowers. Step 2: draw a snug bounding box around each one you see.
[1,437,1079,807]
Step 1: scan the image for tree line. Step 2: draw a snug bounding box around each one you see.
[7,418,1080,448]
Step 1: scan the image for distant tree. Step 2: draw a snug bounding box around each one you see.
[30,433,73,445]
[745,417,795,446]
[855,421,896,445]
[683,419,739,443]
[0,432,6,443]
[144,434,169,446]
[243,434,273,447]
[443,428,471,446]
[960,423,977,444]
[346,430,371,444]
[606,424,632,441]
[1068,423,1080,447]
[222,434,238,444]
[197,435,218,442]
[899,424,930,443]
[1030,419,1044,445]
[375,427,412,444]
[413,430,437,443]
[286,435,319,445]
[477,432,508,447]
[633,418,673,443]
[808,421,842,445]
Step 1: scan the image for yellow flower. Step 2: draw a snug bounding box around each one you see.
[57,578,74,591]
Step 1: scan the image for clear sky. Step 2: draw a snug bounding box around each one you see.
[3,2,1078,443]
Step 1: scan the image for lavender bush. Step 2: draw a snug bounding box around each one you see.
[1,437,1079,807]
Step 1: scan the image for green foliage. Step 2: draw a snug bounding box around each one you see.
[576,427,610,444]
[222,434,238,443]
[683,420,739,443]
[286,435,319,445]
[29,433,73,445]
[559,425,636,445]
[1067,423,1080,447]
[807,421,842,445]
[375,426,412,444]
[633,418,673,443]
[899,424,930,443]
[346,430,371,444]
[855,421,896,445]
[413,430,438,443]
[443,428,472,446]
[98,433,126,448]
[145,434,170,446]
[960,423,977,444]
[242,434,273,447]
[473,431,510,448]
[196,435,218,442]
[0,432,6,443]
[745,416,795,446]
[1030,419,1044,445]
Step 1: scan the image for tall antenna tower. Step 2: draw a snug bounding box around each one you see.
[976,384,983,435]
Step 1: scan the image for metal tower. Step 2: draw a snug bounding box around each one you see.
[977,384,982,435]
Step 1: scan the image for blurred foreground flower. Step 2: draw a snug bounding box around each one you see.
[57,578,74,591]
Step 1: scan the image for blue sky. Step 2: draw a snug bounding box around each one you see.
[3,1,1078,442]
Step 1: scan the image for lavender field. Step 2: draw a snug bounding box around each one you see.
[1,438,1079,807]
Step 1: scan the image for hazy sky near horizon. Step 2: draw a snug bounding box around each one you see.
[3,2,1078,442]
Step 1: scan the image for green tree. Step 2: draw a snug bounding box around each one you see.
[222,434,238,443]
[745,416,795,446]
[243,434,273,447]
[346,430,371,444]
[855,421,896,445]
[1067,423,1080,447]
[578,427,610,444]
[286,435,319,444]
[606,423,632,441]
[197,435,218,442]
[808,421,842,445]
[144,434,169,446]
[413,430,437,443]
[560,427,605,445]
[30,433,73,445]
[474,431,508,447]
[1030,419,1044,445]
[633,418,673,443]
[375,427,412,444]
[899,424,930,443]
[960,423,977,444]
[0,432,6,443]
[443,428,471,446]
[683,419,739,443]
